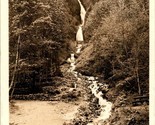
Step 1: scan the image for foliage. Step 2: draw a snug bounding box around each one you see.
[9,0,76,93]
[79,0,149,94]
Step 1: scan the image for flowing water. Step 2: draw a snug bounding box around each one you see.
[68,0,113,124]
[10,1,112,125]
[77,0,86,26]
[76,26,84,42]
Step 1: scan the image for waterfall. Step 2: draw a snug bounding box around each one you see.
[68,53,76,72]
[68,0,87,71]
[76,44,82,54]
[77,0,86,26]
[67,0,112,124]
[76,26,83,41]
[76,0,86,51]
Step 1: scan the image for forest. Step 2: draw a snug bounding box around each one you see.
[9,0,149,125]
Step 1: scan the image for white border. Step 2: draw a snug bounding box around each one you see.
[0,0,154,125]
[150,0,155,124]
[1,0,9,125]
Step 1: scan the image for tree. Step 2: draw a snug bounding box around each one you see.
[79,0,149,94]
[9,0,77,96]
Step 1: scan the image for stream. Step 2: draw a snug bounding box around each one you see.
[68,0,113,124]
[10,1,112,125]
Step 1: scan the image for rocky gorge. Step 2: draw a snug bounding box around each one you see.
[9,0,149,125]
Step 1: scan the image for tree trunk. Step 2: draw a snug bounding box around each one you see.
[135,40,141,95]
[9,35,20,98]
[136,57,141,95]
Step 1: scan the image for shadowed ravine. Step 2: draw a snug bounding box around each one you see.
[68,0,112,124]
[9,0,149,124]
[10,0,112,125]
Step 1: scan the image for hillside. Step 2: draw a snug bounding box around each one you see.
[9,0,149,125]
[76,0,149,124]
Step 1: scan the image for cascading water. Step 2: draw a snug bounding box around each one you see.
[77,0,86,26]
[67,0,86,72]
[76,44,82,54]
[88,79,112,124]
[76,26,84,42]
[67,0,112,124]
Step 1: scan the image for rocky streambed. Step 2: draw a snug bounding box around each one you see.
[10,0,149,125]
[66,0,113,124]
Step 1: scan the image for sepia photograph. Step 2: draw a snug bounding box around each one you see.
[1,0,155,125]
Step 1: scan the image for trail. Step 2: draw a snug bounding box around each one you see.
[10,101,82,125]
[10,1,112,125]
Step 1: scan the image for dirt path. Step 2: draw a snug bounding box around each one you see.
[10,100,82,125]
